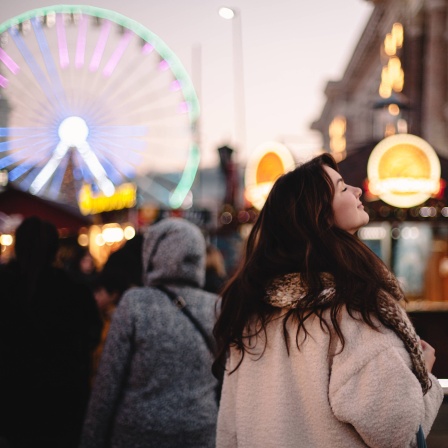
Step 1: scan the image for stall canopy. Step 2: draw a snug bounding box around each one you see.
[0,185,92,234]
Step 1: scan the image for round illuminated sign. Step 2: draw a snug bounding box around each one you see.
[245,141,295,210]
[367,134,441,208]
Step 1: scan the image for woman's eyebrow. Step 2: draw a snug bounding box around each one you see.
[336,178,344,186]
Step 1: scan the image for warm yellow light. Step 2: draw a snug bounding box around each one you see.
[392,22,404,47]
[329,116,346,137]
[367,134,441,208]
[0,234,13,246]
[102,224,124,243]
[384,123,396,137]
[393,69,404,92]
[388,104,400,116]
[332,151,347,162]
[78,233,89,247]
[388,57,401,79]
[330,137,346,153]
[124,226,136,240]
[384,33,396,56]
[95,234,105,246]
[379,83,392,98]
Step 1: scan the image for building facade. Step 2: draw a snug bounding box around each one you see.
[311,0,448,381]
[311,0,448,157]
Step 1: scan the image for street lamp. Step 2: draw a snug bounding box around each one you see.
[218,6,246,155]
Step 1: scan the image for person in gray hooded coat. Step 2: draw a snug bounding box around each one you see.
[79,218,219,448]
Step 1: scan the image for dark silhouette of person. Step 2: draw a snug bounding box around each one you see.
[90,233,144,380]
[0,216,102,448]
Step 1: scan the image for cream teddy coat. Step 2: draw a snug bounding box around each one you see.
[216,307,443,447]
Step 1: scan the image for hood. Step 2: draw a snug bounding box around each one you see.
[264,272,336,308]
[142,218,206,288]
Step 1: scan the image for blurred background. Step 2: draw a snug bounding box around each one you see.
[0,3,448,432]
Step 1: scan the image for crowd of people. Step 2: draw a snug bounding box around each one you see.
[0,153,444,448]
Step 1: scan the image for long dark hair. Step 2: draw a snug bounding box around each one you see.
[213,153,395,376]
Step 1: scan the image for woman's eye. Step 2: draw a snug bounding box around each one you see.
[342,187,347,192]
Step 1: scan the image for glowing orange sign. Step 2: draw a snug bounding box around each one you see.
[367,134,441,208]
[245,142,295,210]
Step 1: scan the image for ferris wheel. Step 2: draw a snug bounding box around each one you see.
[0,5,200,209]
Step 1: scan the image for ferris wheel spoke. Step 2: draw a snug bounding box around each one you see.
[29,141,70,194]
[93,153,128,185]
[4,70,56,119]
[4,141,54,181]
[83,43,168,117]
[0,142,52,169]
[89,19,112,72]
[8,75,55,124]
[31,18,68,113]
[75,15,89,69]
[76,141,115,196]
[92,125,148,138]
[102,29,134,77]
[90,139,142,175]
[56,14,69,68]
[9,28,60,110]
[99,58,159,103]
[98,63,175,115]
[0,47,20,75]
[91,146,140,174]
[47,153,71,199]
[137,175,178,206]
[0,126,51,139]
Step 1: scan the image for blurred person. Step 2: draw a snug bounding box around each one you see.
[80,218,219,448]
[213,154,443,448]
[90,234,144,379]
[100,232,144,289]
[0,217,102,448]
[204,243,228,294]
[69,248,99,291]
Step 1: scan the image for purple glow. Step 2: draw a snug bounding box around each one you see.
[75,15,88,69]
[0,74,8,88]
[9,29,55,104]
[178,101,189,113]
[0,48,20,74]
[56,14,69,69]
[90,20,112,72]
[159,60,169,71]
[142,43,154,55]
[103,30,133,77]
[170,80,181,91]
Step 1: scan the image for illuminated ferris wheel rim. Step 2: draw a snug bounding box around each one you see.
[0,5,200,123]
[0,5,200,209]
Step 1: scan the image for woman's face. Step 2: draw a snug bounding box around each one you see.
[323,165,369,234]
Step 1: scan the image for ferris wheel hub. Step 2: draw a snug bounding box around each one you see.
[58,116,89,147]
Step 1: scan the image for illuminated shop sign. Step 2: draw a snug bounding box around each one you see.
[367,134,441,208]
[244,141,295,210]
[78,182,137,215]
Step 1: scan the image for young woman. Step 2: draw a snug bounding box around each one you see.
[214,153,443,447]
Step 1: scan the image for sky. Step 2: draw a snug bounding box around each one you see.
[1,0,374,169]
